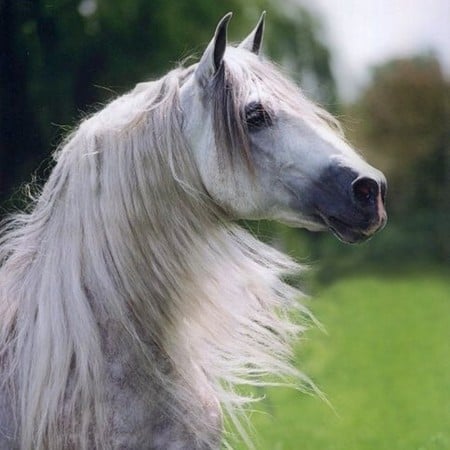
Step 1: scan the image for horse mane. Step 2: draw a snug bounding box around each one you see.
[0,51,331,449]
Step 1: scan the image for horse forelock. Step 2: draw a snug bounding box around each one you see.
[210,63,253,170]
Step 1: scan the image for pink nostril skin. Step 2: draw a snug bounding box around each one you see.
[377,193,388,228]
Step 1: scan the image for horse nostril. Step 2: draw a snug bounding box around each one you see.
[352,177,379,205]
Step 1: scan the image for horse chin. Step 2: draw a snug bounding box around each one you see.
[328,226,371,244]
[276,211,373,244]
[317,213,373,244]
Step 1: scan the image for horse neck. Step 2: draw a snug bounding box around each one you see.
[0,70,305,450]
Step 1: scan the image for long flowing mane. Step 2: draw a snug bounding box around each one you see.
[0,53,329,449]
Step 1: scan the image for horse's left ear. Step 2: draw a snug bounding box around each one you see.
[195,12,232,86]
[239,11,266,54]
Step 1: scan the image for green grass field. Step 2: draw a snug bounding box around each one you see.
[235,273,450,450]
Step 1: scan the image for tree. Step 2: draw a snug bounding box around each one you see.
[344,55,449,261]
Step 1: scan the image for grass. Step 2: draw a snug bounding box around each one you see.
[234,273,450,450]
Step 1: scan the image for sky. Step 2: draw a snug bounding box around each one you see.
[298,0,450,100]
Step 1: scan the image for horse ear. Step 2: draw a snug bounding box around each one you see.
[195,12,232,85]
[239,11,266,54]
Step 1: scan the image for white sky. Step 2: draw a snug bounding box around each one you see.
[298,0,450,100]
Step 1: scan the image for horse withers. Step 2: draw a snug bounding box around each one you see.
[0,12,386,450]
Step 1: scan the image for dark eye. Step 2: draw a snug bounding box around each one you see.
[244,102,272,131]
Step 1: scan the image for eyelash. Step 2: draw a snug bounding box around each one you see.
[244,102,272,131]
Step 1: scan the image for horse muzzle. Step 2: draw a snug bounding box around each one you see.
[311,165,387,244]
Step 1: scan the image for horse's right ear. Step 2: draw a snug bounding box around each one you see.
[195,12,232,86]
[239,11,266,54]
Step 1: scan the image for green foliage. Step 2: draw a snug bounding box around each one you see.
[234,274,450,450]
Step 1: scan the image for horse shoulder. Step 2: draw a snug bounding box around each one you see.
[100,323,222,449]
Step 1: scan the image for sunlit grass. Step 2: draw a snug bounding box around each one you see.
[234,274,450,450]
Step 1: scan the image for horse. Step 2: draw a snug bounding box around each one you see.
[0,12,387,450]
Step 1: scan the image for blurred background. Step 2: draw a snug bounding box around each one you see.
[0,0,448,448]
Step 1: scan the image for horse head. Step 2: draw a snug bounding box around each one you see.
[180,13,387,244]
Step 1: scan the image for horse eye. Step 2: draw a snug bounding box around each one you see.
[244,102,272,131]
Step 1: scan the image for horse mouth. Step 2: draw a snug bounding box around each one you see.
[316,213,378,244]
